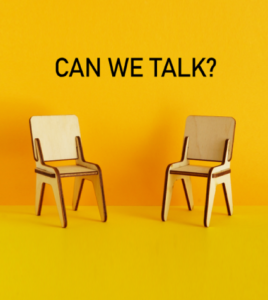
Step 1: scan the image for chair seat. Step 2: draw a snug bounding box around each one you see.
[170,165,230,178]
[35,165,98,178]
[56,165,98,177]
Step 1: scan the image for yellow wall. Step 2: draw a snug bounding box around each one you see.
[0,0,267,206]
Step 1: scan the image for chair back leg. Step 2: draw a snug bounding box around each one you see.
[35,175,46,216]
[72,177,85,211]
[181,177,194,211]
[204,178,216,227]
[222,175,233,216]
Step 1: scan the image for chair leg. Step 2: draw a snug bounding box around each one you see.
[222,175,233,216]
[51,178,67,228]
[89,175,107,222]
[35,175,45,216]
[182,177,194,211]
[72,177,85,211]
[204,178,216,227]
[161,171,177,221]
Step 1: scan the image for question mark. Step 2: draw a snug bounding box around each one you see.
[207,58,216,77]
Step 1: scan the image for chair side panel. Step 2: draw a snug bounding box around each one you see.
[184,116,236,162]
[30,115,81,161]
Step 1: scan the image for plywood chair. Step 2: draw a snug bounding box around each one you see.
[30,115,107,228]
[161,116,236,227]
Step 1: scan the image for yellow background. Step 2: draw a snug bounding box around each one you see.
[0,0,267,206]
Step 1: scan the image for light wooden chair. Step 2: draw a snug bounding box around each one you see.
[30,115,107,228]
[161,116,236,227]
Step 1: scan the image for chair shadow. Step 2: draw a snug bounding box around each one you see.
[113,206,161,221]
[0,210,62,228]
[28,219,62,228]
[212,211,228,216]
[0,97,50,210]
[66,207,104,223]
[166,206,205,228]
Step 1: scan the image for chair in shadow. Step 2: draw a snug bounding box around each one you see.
[161,115,236,227]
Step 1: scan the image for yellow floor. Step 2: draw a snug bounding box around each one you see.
[0,206,267,300]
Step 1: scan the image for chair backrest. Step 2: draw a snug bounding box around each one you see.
[184,116,236,162]
[30,115,81,161]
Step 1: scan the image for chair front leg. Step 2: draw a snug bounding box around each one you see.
[161,170,178,221]
[35,173,67,228]
[204,177,216,227]
[51,175,67,228]
[85,174,107,222]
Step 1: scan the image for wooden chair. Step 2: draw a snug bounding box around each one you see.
[30,115,107,228]
[161,116,236,227]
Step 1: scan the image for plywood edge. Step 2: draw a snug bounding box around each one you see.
[212,169,231,178]
[170,170,209,177]
[29,117,37,161]
[60,171,98,178]
[35,168,56,178]
[228,119,236,162]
